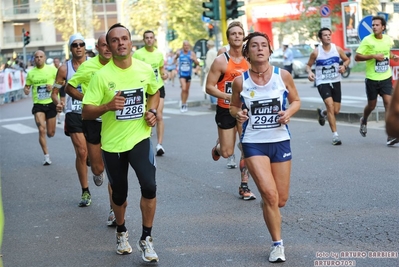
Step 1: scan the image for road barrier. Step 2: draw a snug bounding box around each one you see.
[0,69,27,105]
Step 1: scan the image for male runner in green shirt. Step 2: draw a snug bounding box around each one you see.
[133,30,168,156]
[24,50,57,165]
[355,15,399,146]
[82,23,160,263]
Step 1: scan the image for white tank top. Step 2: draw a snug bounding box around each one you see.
[65,59,86,114]
[240,66,291,144]
[315,44,341,86]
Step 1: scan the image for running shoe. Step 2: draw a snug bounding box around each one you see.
[239,185,256,200]
[227,154,237,168]
[317,108,326,126]
[107,209,116,227]
[211,139,220,161]
[269,245,286,263]
[93,173,104,186]
[180,104,188,113]
[156,144,165,156]
[359,117,367,137]
[136,236,159,262]
[43,154,52,166]
[387,137,399,146]
[78,191,91,207]
[332,135,342,146]
[116,231,132,255]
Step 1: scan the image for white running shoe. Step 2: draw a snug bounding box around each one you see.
[43,154,52,166]
[93,173,104,186]
[180,104,188,113]
[136,236,159,262]
[156,144,165,156]
[269,245,286,262]
[116,231,132,255]
[227,154,237,169]
[107,209,116,227]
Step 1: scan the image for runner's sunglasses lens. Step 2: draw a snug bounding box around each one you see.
[71,42,85,48]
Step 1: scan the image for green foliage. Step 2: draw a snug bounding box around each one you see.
[127,0,208,51]
[360,0,381,16]
[36,0,100,42]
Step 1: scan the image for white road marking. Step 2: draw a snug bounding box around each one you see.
[2,123,37,134]
[0,116,32,123]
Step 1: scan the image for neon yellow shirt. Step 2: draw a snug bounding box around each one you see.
[83,58,158,153]
[68,55,105,94]
[26,64,57,104]
[356,34,393,80]
[133,47,164,89]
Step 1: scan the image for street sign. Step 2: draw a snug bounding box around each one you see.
[320,17,331,29]
[193,39,209,60]
[377,12,389,22]
[394,3,399,13]
[358,15,373,41]
[202,15,211,23]
[320,5,331,17]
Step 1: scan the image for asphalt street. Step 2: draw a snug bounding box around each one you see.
[0,76,398,267]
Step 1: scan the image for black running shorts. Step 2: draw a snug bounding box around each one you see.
[317,82,342,103]
[365,77,392,101]
[215,105,236,129]
[82,119,101,144]
[31,103,57,119]
[65,112,83,135]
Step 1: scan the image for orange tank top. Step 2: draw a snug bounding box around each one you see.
[217,52,250,109]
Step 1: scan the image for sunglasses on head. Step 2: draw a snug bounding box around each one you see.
[71,42,85,48]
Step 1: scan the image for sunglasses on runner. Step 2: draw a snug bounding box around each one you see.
[71,42,85,48]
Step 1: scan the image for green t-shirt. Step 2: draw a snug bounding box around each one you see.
[68,55,105,94]
[133,47,164,89]
[356,34,392,80]
[26,64,57,104]
[83,58,158,153]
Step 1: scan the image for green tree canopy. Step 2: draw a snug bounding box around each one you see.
[127,0,208,51]
[36,0,100,41]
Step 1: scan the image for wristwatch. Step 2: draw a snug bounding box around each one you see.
[148,109,157,117]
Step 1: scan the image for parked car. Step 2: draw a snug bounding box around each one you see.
[269,45,312,78]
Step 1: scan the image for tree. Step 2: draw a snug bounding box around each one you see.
[37,0,100,41]
[126,0,208,51]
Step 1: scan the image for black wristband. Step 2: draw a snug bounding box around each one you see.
[148,109,157,117]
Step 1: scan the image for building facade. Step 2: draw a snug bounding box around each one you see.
[0,0,129,64]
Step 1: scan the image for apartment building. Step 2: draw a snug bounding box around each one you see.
[0,0,128,64]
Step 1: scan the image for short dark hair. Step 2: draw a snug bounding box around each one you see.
[106,23,131,44]
[372,15,387,29]
[242,32,273,62]
[318,27,331,39]
[143,30,155,39]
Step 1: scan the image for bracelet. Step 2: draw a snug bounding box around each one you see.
[148,109,157,118]
[53,83,63,89]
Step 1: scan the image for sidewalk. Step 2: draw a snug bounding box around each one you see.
[163,74,378,123]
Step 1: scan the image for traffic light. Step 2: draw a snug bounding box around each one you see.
[167,30,176,41]
[208,24,214,38]
[24,31,30,46]
[203,0,220,21]
[225,0,245,20]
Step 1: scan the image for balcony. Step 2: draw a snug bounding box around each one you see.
[2,34,44,50]
[2,4,41,22]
